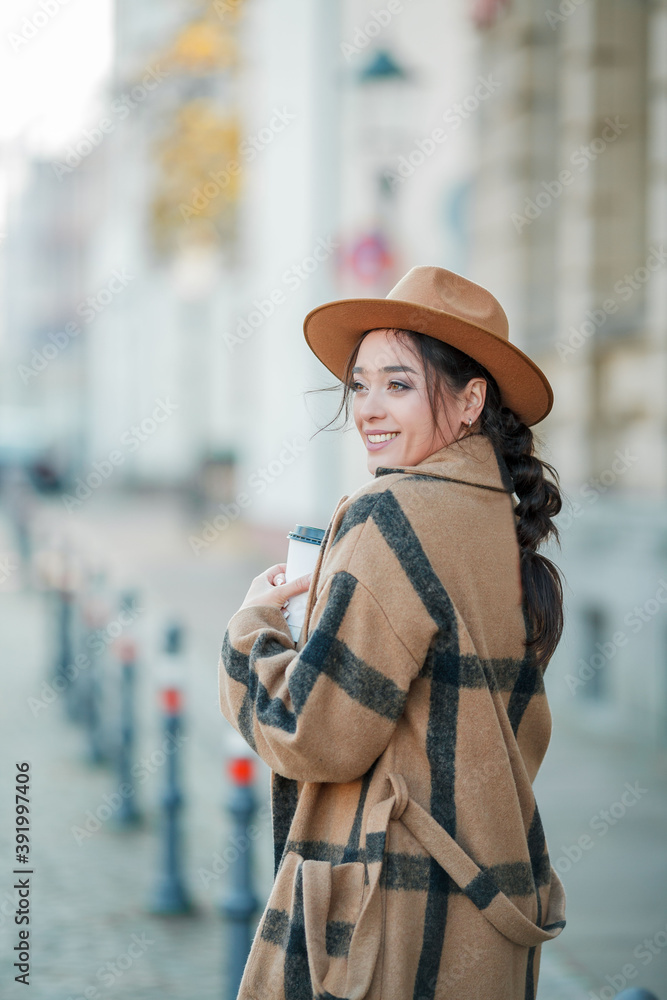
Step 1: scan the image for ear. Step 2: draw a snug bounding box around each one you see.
[463,377,487,421]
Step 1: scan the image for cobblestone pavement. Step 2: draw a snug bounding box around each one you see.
[1,490,665,999]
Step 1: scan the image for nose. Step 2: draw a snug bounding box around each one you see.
[356,383,387,422]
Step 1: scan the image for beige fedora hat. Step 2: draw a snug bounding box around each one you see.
[303,265,553,427]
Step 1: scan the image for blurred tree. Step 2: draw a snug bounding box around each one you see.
[152,100,241,253]
[149,1,246,256]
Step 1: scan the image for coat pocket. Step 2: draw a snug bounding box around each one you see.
[238,853,370,1000]
[302,859,366,982]
[302,858,385,1000]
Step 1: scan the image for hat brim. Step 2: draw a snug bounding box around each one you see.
[303,297,553,427]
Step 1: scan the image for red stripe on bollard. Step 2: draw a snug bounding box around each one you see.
[228,758,254,786]
[114,638,137,664]
[161,688,182,714]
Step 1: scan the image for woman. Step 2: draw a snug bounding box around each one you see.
[218,265,567,1000]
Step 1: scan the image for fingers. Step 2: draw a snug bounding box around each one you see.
[269,567,311,596]
[275,573,289,611]
[260,564,287,585]
[277,573,313,599]
[246,565,311,619]
[273,569,312,617]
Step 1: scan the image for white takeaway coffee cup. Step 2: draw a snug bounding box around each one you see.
[284,524,325,643]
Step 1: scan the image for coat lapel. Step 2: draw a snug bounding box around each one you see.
[374,432,515,495]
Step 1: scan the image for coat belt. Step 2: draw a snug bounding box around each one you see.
[301,771,566,1000]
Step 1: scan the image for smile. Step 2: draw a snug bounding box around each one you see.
[367,432,399,443]
[365,432,400,452]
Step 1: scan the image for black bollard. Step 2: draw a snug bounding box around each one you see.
[220,751,260,1000]
[112,592,141,827]
[149,624,193,915]
[83,658,107,764]
[80,572,111,766]
[55,583,74,695]
[53,547,83,724]
[66,569,93,725]
[4,464,33,584]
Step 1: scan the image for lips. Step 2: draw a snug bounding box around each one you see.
[365,431,400,452]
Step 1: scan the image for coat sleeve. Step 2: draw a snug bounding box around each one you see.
[218,494,427,783]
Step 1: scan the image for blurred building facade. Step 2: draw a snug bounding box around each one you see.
[2,0,481,523]
[2,0,666,749]
[468,0,667,747]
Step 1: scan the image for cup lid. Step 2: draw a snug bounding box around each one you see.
[287,524,326,544]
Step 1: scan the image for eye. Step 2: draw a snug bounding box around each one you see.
[349,379,410,392]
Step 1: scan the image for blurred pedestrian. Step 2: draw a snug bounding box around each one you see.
[218,265,567,1000]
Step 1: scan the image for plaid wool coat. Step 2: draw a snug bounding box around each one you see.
[218,432,567,1000]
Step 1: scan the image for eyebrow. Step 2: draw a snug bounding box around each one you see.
[351,365,419,375]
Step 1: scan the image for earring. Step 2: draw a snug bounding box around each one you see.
[467,418,472,428]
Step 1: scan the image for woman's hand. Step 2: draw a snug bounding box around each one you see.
[239,563,313,613]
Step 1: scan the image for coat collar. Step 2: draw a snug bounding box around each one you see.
[374,432,515,495]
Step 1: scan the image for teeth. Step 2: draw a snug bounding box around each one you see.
[368,432,399,443]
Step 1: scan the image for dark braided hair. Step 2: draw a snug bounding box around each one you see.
[306,327,565,671]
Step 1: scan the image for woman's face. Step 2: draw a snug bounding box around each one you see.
[351,328,468,475]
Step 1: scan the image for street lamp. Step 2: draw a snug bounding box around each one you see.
[355,48,414,157]
[341,47,417,292]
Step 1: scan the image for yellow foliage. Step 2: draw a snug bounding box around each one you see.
[166,19,238,73]
[151,100,242,253]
